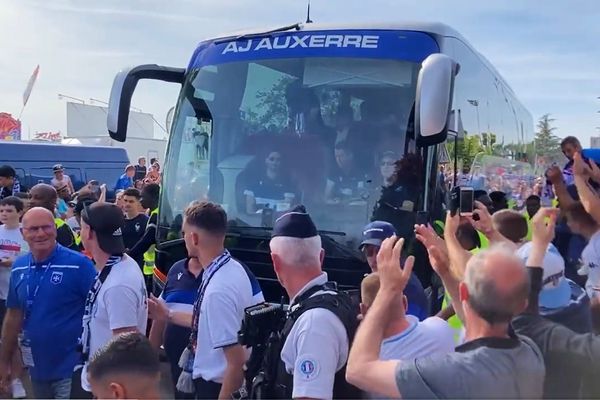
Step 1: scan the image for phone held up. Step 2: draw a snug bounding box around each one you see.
[450,186,474,217]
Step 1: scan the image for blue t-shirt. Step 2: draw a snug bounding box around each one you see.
[56,199,68,216]
[6,244,96,381]
[114,174,133,191]
[160,259,201,381]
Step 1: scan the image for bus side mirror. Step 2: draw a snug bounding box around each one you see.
[108,65,185,142]
[415,54,460,146]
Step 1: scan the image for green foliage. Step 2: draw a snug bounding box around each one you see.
[534,114,561,157]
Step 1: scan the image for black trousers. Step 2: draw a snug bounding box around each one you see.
[194,377,221,400]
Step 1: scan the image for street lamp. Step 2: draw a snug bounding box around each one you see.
[89,98,109,106]
[57,94,85,104]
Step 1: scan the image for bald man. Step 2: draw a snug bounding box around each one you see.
[0,207,96,399]
[29,184,79,252]
[347,236,545,399]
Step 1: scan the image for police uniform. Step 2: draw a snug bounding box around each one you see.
[256,206,360,399]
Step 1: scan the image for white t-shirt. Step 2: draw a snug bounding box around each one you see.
[193,258,264,382]
[81,255,148,391]
[369,316,455,399]
[581,230,600,298]
[380,315,455,360]
[281,273,349,400]
[51,175,73,191]
[0,225,27,300]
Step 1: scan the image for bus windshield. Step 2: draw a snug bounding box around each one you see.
[160,31,439,249]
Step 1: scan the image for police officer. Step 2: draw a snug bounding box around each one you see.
[128,183,160,293]
[254,205,360,399]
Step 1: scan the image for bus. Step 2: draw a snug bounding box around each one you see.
[107,22,533,300]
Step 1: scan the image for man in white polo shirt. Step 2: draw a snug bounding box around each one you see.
[77,202,148,396]
[148,201,263,399]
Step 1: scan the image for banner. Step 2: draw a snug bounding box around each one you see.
[33,131,61,142]
[23,65,40,106]
[0,113,21,140]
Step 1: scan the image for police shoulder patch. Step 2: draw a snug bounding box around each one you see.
[297,357,320,381]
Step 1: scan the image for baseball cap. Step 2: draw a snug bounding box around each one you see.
[359,221,396,249]
[272,205,318,239]
[53,164,64,173]
[81,202,125,255]
[516,242,571,309]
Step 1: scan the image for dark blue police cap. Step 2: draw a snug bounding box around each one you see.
[272,205,318,238]
[360,221,396,249]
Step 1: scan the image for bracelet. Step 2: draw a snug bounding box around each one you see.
[167,309,174,322]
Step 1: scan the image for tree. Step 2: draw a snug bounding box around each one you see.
[534,114,561,157]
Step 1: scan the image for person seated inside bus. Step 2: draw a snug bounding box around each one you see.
[285,83,334,144]
[325,141,371,204]
[243,150,299,214]
[379,151,398,188]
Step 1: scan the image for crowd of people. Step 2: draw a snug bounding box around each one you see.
[0,155,161,399]
[1,134,600,399]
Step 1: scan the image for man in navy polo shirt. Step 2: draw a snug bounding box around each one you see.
[149,257,202,399]
[360,221,429,320]
[0,207,96,399]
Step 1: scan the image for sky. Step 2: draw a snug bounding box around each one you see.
[1,0,599,144]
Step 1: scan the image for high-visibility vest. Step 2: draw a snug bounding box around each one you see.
[55,218,81,247]
[142,208,158,276]
[433,220,445,236]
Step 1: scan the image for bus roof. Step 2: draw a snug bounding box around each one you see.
[197,21,515,97]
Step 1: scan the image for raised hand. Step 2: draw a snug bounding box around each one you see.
[467,200,494,236]
[415,224,450,276]
[546,166,563,185]
[376,236,415,294]
[589,159,600,184]
[573,152,591,177]
[531,207,559,246]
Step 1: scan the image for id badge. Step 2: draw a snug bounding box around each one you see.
[18,333,34,367]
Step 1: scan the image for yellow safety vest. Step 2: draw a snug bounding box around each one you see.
[143,208,158,276]
[433,220,445,236]
[55,218,81,246]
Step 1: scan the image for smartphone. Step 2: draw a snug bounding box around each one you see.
[416,211,429,226]
[450,186,460,216]
[459,187,474,216]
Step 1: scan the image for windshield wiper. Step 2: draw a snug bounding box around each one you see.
[228,225,359,260]
[214,23,302,44]
[228,225,346,237]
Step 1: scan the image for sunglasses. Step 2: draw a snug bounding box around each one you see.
[361,245,378,257]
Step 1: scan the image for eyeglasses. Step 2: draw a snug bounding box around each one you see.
[361,245,378,258]
[22,225,55,234]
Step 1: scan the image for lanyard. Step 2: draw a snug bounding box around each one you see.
[79,255,121,362]
[25,259,53,320]
[188,250,231,351]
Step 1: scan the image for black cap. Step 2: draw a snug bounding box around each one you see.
[53,164,64,172]
[81,202,125,255]
[271,205,318,238]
